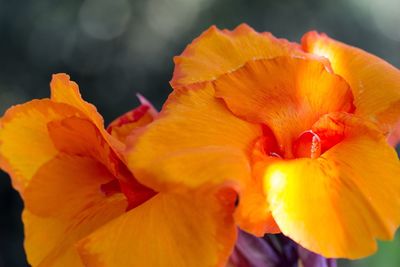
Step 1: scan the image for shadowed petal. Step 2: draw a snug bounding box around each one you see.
[23,155,127,266]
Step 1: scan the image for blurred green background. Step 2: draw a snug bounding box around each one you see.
[0,0,399,266]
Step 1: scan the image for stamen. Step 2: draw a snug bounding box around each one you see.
[293,130,321,159]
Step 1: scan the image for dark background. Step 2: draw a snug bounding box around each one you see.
[0,0,399,266]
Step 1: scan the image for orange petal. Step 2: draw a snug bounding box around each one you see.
[302,31,400,135]
[47,116,155,209]
[0,100,84,194]
[171,24,302,87]
[214,57,354,157]
[50,73,104,128]
[23,155,127,266]
[24,155,126,218]
[23,211,85,267]
[264,113,400,258]
[234,165,280,236]
[78,191,237,267]
[47,117,121,176]
[50,73,126,154]
[126,83,261,192]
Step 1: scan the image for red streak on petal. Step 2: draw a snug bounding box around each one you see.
[119,179,157,211]
[107,104,150,133]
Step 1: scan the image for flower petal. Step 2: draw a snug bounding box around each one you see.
[23,155,127,266]
[50,73,104,128]
[126,83,261,192]
[77,191,237,267]
[47,117,121,176]
[171,24,301,87]
[302,32,400,135]
[24,155,126,218]
[234,162,280,236]
[214,57,353,156]
[23,211,85,267]
[50,73,126,153]
[264,113,400,258]
[47,117,156,209]
[0,100,84,193]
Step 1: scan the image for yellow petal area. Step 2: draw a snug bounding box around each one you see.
[50,73,104,128]
[77,190,237,267]
[302,32,400,135]
[23,155,127,266]
[0,100,84,194]
[264,113,400,258]
[126,83,261,192]
[171,24,302,87]
[214,57,354,157]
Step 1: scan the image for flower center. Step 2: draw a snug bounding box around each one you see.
[252,125,344,161]
[100,170,157,212]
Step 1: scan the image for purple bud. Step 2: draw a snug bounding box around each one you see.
[228,230,336,267]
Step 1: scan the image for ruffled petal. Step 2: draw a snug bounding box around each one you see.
[0,100,84,193]
[50,73,126,153]
[78,191,237,267]
[126,83,261,192]
[171,24,301,87]
[302,32,400,135]
[264,113,400,258]
[50,73,104,128]
[23,155,127,266]
[214,57,353,156]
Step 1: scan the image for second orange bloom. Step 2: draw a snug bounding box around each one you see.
[127,24,400,259]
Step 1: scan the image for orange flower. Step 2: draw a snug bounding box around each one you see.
[0,74,237,266]
[127,24,400,259]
